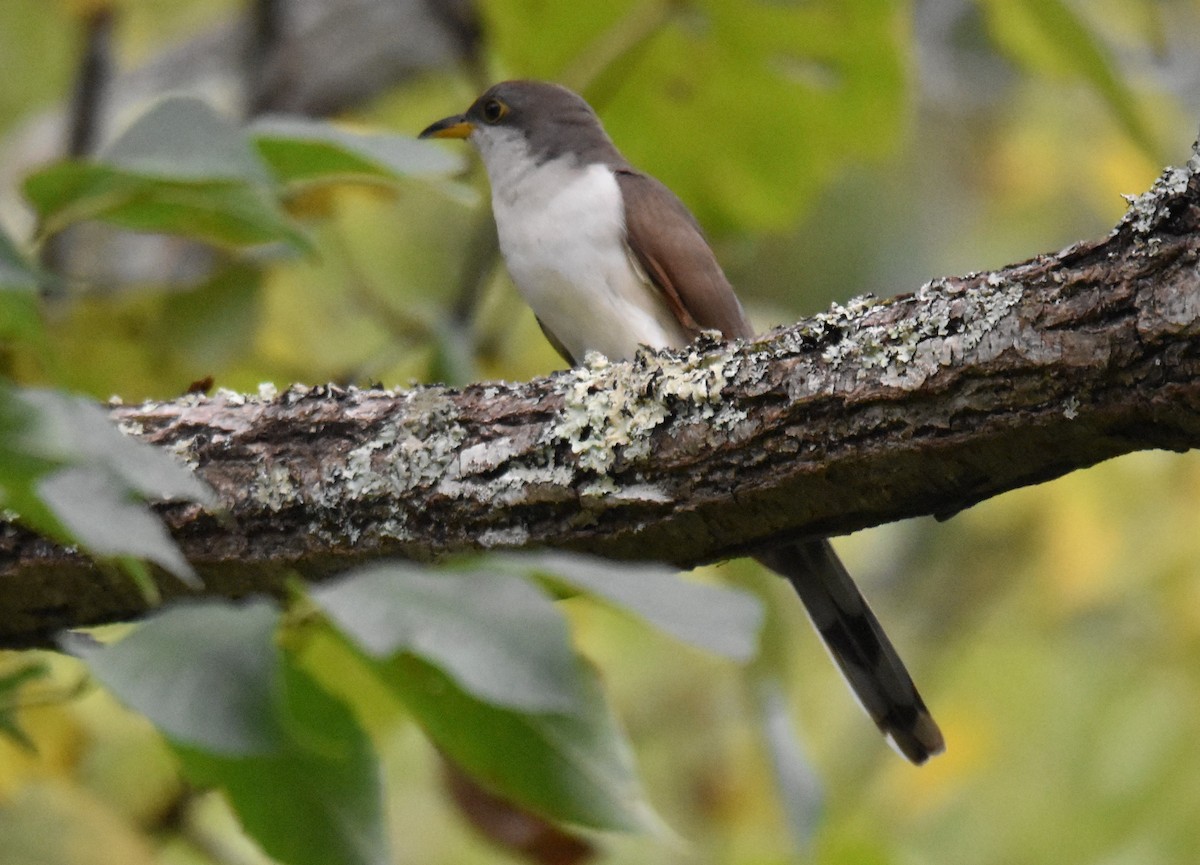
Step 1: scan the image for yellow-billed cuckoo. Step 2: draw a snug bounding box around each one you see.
[421,80,944,763]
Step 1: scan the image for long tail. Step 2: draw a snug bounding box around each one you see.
[756,539,944,764]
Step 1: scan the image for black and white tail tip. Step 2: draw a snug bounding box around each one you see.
[757,540,945,764]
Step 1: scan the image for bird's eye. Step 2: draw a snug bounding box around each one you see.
[482,99,507,123]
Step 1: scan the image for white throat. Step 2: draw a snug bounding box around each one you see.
[470,127,688,363]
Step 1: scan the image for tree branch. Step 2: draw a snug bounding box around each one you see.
[3,146,1199,648]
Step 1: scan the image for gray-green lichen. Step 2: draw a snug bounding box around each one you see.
[252,462,298,511]
[547,347,746,474]
[1119,139,1200,235]
[326,351,738,545]
[166,435,202,470]
[341,390,466,502]
[812,276,1025,391]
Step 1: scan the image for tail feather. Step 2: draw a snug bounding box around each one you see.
[756,539,944,764]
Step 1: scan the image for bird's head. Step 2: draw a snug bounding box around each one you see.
[419,80,621,169]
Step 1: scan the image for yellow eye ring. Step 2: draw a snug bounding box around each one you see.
[482,99,507,123]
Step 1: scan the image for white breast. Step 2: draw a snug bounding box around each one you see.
[473,129,688,363]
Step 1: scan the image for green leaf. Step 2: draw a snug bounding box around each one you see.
[378,650,660,833]
[174,658,389,865]
[311,562,582,714]
[36,467,194,581]
[313,562,664,833]
[486,0,908,231]
[66,600,283,754]
[978,0,1160,159]
[251,117,465,188]
[0,385,58,528]
[503,552,764,662]
[0,660,50,752]
[24,162,308,251]
[0,224,46,341]
[0,387,214,585]
[15,388,215,506]
[22,97,308,250]
[0,224,40,291]
[0,660,50,697]
[70,600,390,865]
[100,96,271,184]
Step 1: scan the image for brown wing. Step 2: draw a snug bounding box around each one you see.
[616,169,755,341]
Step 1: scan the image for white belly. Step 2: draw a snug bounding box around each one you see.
[489,158,689,363]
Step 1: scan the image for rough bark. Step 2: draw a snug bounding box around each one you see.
[2,147,1199,648]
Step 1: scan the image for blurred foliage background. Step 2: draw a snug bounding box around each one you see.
[2,0,1200,863]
